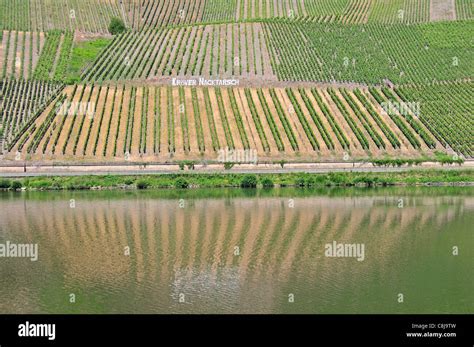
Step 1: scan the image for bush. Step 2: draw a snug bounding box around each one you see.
[136,180,150,190]
[261,177,274,188]
[11,181,23,190]
[0,179,11,189]
[109,17,126,35]
[295,177,306,187]
[241,175,257,188]
[175,177,189,189]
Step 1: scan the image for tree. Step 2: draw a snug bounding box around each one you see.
[11,181,23,190]
[109,17,126,35]
[241,175,257,188]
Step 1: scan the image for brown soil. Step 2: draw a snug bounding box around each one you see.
[430,0,456,21]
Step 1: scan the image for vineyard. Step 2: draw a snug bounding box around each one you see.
[455,0,474,20]
[124,0,467,27]
[82,23,275,82]
[1,0,468,34]
[396,81,473,157]
[1,30,45,80]
[1,30,74,82]
[0,1,472,166]
[0,0,127,33]
[368,0,431,24]
[0,79,62,151]
[3,85,444,163]
[264,21,473,84]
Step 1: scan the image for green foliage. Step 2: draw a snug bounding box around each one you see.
[0,179,11,189]
[33,30,62,81]
[261,177,274,188]
[67,38,112,83]
[109,17,126,35]
[241,175,258,188]
[53,32,74,82]
[175,177,189,189]
[11,181,23,190]
[396,82,473,158]
[136,180,150,190]
[4,170,474,191]
[265,21,473,84]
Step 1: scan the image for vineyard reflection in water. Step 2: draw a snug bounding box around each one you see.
[0,187,472,313]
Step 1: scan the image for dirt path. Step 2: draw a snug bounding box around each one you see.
[430,0,456,21]
[15,32,24,78]
[23,32,31,78]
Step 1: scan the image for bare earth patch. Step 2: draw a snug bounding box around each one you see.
[430,0,456,21]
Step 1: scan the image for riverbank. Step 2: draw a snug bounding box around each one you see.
[0,169,473,191]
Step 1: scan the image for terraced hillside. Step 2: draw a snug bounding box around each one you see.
[82,23,276,83]
[0,0,471,166]
[0,0,467,34]
[4,84,447,163]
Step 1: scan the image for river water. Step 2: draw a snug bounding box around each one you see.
[0,187,472,313]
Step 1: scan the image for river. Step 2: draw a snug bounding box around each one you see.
[0,187,472,313]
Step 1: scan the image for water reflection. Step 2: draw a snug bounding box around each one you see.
[0,187,472,313]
